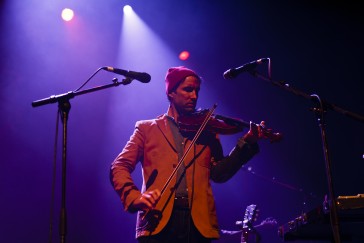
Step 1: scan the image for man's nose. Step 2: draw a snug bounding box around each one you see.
[190,90,198,99]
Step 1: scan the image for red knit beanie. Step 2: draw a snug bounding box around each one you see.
[165,66,199,95]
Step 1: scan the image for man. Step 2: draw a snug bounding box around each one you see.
[110,66,266,242]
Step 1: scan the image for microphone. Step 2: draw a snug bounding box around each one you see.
[102,66,151,83]
[223,58,269,79]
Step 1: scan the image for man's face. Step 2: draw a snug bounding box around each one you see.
[169,76,200,115]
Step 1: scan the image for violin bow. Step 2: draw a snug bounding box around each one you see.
[142,103,218,220]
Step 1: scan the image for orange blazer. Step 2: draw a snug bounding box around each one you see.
[110,114,259,239]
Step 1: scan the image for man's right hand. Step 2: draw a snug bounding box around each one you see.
[132,189,161,211]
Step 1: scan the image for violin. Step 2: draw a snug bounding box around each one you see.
[178,109,283,143]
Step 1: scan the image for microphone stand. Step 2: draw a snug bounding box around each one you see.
[32,77,132,243]
[249,70,364,243]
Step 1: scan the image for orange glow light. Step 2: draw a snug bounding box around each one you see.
[179,51,190,61]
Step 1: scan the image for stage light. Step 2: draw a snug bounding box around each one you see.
[179,51,190,61]
[61,8,74,22]
[123,5,133,15]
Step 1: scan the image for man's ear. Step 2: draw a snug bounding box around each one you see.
[168,92,174,100]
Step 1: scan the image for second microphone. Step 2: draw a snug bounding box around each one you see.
[103,67,151,83]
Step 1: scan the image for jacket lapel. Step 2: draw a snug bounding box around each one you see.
[156,114,177,153]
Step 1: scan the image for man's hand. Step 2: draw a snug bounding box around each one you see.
[243,121,267,144]
[132,189,161,211]
[243,121,282,144]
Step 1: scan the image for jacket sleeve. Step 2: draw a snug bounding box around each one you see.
[110,121,144,212]
[210,136,259,183]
